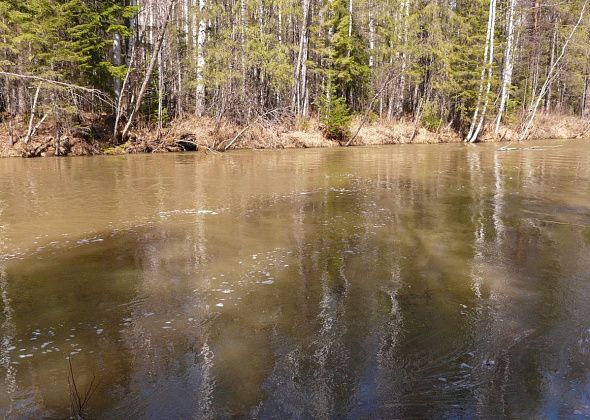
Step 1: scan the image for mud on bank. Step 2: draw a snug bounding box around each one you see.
[1,114,588,158]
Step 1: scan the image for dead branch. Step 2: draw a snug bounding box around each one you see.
[0,71,113,107]
[67,355,99,420]
[28,114,48,143]
[24,83,42,143]
[121,0,178,141]
[519,0,589,141]
[224,108,287,151]
[345,70,398,147]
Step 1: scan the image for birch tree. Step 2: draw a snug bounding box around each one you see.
[466,0,497,143]
[1,0,589,144]
[495,0,517,134]
[519,0,590,141]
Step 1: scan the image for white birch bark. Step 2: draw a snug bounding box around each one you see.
[368,0,375,68]
[113,32,123,98]
[519,0,589,141]
[467,0,496,143]
[293,0,311,117]
[348,0,353,38]
[396,0,410,116]
[195,0,207,116]
[494,0,516,134]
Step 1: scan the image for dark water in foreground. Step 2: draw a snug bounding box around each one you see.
[0,141,590,418]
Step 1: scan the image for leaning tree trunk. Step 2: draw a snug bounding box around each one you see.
[121,0,176,141]
[519,0,589,141]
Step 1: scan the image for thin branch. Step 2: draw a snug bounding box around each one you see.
[0,71,113,107]
[24,83,42,143]
[519,0,589,141]
[29,114,48,142]
[224,108,287,151]
[345,70,398,147]
[121,0,178,141]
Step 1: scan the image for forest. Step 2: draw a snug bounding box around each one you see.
[1,0,590,155]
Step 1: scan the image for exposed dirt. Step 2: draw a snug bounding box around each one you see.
[1,113,588,158]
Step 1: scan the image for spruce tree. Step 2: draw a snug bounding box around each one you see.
[320,0,369,140]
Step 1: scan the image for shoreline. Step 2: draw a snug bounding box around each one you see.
[1,113,588,158]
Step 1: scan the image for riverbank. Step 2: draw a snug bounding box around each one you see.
[1,113,588,158]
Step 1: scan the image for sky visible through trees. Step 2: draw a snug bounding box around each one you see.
[1,0,589,142]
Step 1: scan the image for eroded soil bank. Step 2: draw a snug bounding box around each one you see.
[1,113,588,158]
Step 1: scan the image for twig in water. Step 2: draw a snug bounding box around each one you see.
[67,355,98,420]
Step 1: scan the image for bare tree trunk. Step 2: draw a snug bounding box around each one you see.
[348,0,353,38]
[157,47,164,130]
[122,0,176,141]
[544,16,559,113]
[195,0,207,116]
[293,0,311,117]
[467,0,496,143]
[527,0,541,108]
[240,0,247,98]
[519,0,589,141]
[113,40,139,140]
[396,0,410,116]
[368,0,375,68]
[113,32,124,99]
[24,83,42,144]
[495,0,516,134]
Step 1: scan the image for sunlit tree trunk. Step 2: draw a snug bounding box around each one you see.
[113,32,123,98]
[544,16,559,113]
[495,0,516,134]
[122,0,176,140]
[195,0,207,116]
[368,0,375,68]
[520,0,589,141]
[467,0,496,143]
[293,0,311,117]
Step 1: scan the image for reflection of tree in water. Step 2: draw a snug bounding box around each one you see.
[458,148,590,418]
[112,170,217,418]
[1,145,590,417]
[0,264,18,418]
[255,176,364,417]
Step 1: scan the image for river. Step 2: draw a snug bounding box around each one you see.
[0,140,589,418]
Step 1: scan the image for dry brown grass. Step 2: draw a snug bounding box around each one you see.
[481,113,590,142]
[140,116,337,152]
[351,118,462,146]
[525,113,590,139]
[1,112,588,158]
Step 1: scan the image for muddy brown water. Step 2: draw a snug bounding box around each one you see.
[0,140,589,418]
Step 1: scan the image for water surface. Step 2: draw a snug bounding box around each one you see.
[1,141,590,418]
